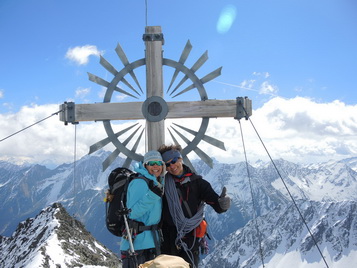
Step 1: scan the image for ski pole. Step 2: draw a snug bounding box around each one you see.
[121,201,137,266]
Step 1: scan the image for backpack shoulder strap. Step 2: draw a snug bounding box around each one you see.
[176,187,193,218]
[130,173,150,183]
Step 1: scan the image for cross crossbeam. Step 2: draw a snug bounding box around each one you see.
[62,99,238,122]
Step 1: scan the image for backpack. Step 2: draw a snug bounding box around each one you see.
[105,167,150,237]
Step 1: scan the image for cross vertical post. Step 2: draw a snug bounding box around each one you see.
[143,26,165,152]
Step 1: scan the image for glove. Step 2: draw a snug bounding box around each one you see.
[218,187,230,211]
[148,180,163,197]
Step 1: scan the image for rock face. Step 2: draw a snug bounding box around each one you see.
[0,203,121,268]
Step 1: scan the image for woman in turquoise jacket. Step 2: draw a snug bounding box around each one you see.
[120,150,165,268]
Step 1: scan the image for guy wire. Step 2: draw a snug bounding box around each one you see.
[238,119,265,268]
[72,123,78,227]
[145,0,148,26]
[0,109,63,143]
[245,108,330,268]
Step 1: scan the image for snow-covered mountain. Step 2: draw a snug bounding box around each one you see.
[1,152,357,267]
[0,151,122,255]
[202,201,357,268]
[0,202,121,268]
[196,158,357,267]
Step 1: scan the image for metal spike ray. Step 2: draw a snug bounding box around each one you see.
[100,55,118,76]
[167,40,192,92]
[171,126,213,168]
[100,55,141,97]
[182,155,196,173]
[170,51,208,96]
[168,129,196,173]
[171,126,213,167]
[172,67,222,98]
[120,77,142,96]
[99,56,141,98]
[102,149,120,172]
[172,123,226,151]
[115,43,143,93]
[191,51,208,72]
[122,128,145,168]
[87,73,138,99]
[198,67,222,84]
[88,123,140,155]
[87,72,110,87]
[102,126,143,171]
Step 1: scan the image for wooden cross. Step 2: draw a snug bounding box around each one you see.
[60,26,252,171]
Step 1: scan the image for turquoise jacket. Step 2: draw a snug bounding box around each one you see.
[120,162,164,251]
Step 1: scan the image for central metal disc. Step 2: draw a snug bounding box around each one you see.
[142,96,168,122]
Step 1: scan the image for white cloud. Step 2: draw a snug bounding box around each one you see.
[0,97,356,168]
[259,81,278,95]
[253,72,270,78]
[0,104,111,167]
[198,97,357,165]
[75,87,91,99]
[65,45,101,65]
[216,73,279,98]
[98,87,107,99]
[0,89,3,98]
[115,94,129,102]
[240,79,256,90]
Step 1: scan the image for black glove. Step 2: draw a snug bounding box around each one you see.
[148,180,163,197]
[218,187,231,211]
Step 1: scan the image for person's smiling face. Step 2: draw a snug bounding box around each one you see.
[165,157,184,176]
[146,161,163,178]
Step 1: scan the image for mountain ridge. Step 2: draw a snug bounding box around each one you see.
[0,202,121,268]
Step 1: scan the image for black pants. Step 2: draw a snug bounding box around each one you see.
[121,248,156,268]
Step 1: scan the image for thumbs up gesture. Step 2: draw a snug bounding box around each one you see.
[218,187,231,211]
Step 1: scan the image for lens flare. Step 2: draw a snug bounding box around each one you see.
[217,5,237,34]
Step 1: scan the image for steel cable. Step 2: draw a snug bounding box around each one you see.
[238,119,265,268]
[0,109,63,143]
[244,109,330,268]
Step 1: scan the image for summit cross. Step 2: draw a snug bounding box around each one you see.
[60,26,252,171]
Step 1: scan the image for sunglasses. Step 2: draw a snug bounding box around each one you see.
[146,161,163,166]
[165,157,180,167]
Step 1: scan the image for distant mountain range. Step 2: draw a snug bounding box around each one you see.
[1,151,356,267]
[203,200,357,267]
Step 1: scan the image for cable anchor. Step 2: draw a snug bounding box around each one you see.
[235,97,252,120]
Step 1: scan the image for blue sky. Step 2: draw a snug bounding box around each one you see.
[0,0,357,167]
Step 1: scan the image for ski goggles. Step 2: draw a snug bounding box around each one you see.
[146,161,163,166]
[165,157,180,167]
